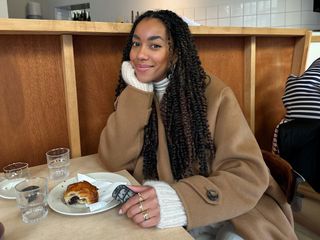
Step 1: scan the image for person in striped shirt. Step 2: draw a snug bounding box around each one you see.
[272,57,320,192]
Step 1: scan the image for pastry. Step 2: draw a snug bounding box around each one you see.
[63,181,98,205]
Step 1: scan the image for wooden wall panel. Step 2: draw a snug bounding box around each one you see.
[73,36,127,155]
[74,36,245,156]
[195,37,245,109]
[0,35,68,168]
[255,37,296,151]
[61,35,81,158]
[244,36,256,130]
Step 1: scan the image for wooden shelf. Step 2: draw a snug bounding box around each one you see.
[0,18,308,36]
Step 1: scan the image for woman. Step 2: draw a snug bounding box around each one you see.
[99,10,297,239]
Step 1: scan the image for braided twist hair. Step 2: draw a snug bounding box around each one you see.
[115,10,215,180]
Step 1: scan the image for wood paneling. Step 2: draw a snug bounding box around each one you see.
[0,19,132,35]
[0,20,310,169]
[73,35,127,155]
[0,35,68,168]
[244,36,256,130]
[292,31,312,75]
[255,37,296,151]
[195,37,245,109]
[61,35,81,158]
[311,35,320,42]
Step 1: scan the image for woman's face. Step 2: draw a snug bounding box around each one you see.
[130,18,171,83]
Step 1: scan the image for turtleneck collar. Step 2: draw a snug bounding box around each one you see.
[153,77,169,101]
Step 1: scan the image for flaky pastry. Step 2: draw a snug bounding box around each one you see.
[63,181,98,205]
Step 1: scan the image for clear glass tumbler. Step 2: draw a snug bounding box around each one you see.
[15,177,48,224]
[45,147,70,180]
[3,162,29,180]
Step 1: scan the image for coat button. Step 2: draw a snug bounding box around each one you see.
[207,189,219,201]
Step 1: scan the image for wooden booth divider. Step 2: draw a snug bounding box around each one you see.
[0,19,311,168]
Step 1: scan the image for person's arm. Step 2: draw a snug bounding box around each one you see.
[171,83,269,230]
[143,180,187,228]
[98,62,153,171]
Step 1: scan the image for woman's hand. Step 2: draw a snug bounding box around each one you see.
[121,61,153,92]
[119,185,160,228]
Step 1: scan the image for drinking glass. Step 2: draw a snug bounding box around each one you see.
[15,177,48,224]
[45,147,70,180]
[3,162,29,180]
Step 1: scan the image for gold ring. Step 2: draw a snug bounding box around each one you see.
[142,210,149,221]
[139,201,144,212]
[138,192,144,202]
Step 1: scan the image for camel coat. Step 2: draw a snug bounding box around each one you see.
[98,77,297,239]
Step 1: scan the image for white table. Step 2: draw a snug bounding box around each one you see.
[0,154,193,240]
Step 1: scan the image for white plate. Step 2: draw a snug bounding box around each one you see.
[0,178,25,199]
[48,172,131,216]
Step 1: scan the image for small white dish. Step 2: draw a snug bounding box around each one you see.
[48,172,131,216]
[0,178,25,199]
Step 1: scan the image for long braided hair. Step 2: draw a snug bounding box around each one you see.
[115,10,215,180]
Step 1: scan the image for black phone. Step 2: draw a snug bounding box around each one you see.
[112,184,137,203]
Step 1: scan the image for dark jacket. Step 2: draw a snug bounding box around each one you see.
[278,118,320,192]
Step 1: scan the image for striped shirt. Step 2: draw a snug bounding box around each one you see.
[272,57,320,154]
[282,57,320,120]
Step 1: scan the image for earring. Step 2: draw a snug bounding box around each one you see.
[167,64,176,80]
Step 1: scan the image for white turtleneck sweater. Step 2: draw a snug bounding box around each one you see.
[121,61,187,228]
[153,77,169,101]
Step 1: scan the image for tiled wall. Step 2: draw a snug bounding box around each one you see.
[9,0,318,29]
[0,0,8,18]
[174,0,320,30]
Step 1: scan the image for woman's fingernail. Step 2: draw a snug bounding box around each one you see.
[118,209,123,215]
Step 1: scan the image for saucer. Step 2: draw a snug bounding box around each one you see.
[0,178,25,199]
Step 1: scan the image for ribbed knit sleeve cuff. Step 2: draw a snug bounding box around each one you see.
[143,180,187,228]
[121,61,153,92]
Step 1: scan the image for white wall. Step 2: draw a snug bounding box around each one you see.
[46,0,320,29]
[7,0,48,19]
[0,0,8,18]
[306,32,320,69]
[7,0,320,30]
[44,0,197,22]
